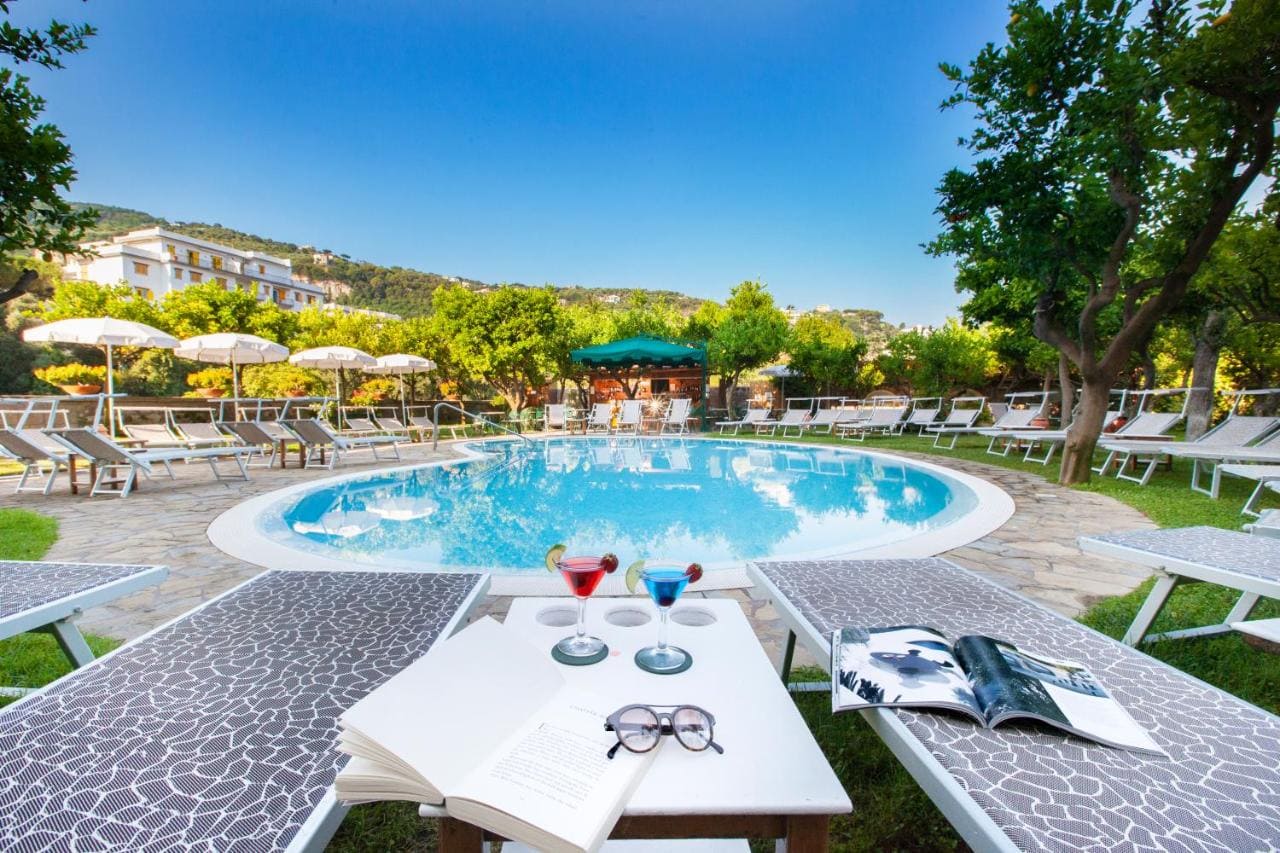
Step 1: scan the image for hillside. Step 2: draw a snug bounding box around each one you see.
[72,203,898,344]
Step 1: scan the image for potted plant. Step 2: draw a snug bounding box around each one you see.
[186,367,233,398]
[34,363,107,395]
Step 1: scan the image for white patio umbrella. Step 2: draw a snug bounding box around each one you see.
[367,353,437,421]
[22,317,179,431]
[173,332,289,400]
[289,345,376,425]
[759,364,796,410]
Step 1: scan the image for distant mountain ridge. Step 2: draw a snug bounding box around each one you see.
[71,203,900,346]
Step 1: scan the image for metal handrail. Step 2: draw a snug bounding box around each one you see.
[432,402,535,450]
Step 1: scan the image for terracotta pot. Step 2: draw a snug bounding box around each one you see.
[60,384,101,395]
[1029,415,1050,428]
[195,388,226,398]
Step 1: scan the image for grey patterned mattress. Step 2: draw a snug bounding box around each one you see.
[1083,526,1280,585]
[755,558,1280,853]
[0,561,160,621]
[0,569,485,852]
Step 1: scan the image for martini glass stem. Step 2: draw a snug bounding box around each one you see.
[576,596,588,644]
[657,606,670,651]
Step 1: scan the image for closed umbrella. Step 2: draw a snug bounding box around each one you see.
[759,364,796,411]
[367,353,436,422]
[23,317,179,432]
[289,345,376,427]
[173,332,289,400]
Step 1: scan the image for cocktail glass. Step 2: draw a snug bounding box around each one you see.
[634,564,694,673]
[554,555,610,661]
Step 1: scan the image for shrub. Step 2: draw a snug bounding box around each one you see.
[350,377,400,405]
[241,363,326,398]
[34,363,106,387]
[186,367,233,391]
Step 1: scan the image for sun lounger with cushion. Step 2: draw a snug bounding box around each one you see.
[1080,526,1280,646]
[923,396,986,448]
[0,560,166,672]
[1100,414,1279,487]
[747,557,1280,853]
[0,429,82,495]
[0,569,488,852]
[283,418,402,469]
[46,428,256,497]
[716,407,769,434]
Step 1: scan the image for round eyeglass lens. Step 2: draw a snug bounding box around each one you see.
[617,706,661,752]
[671,707,712,751]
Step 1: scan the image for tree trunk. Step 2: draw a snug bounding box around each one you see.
[1057,352,1074,430]
[1138,345,1157,390]
[0,268,39,306]
[1058,379,1112,485]
[1185,309,1226,440]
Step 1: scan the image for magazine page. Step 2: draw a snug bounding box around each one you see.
[954,635,1165,755]
[446,685,657,853]
[831,626,984,723]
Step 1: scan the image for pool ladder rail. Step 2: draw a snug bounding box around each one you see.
[431,402,537,452]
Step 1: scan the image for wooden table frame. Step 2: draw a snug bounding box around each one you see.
[438,813,830,852]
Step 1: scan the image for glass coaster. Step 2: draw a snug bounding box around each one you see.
[551,643,608,666]
[634,648,693,675]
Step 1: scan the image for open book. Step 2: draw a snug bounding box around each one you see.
[335,617,657,853]
[831,625,1164,755]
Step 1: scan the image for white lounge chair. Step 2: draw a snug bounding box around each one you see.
[611,400,643,434]
[541,403,568,432]
[900,398,942,434]
[758,408,811,436]
[369,414,414,440]
[585,403,613,433]
[1103,414,1279,487]
[836,405,908,441]
[1218,464,1280,517]
[657,397,693,435]
[340,416,382,436]
[716,407,769,434]
[0,429,81,495]
[1161,425,1280,497]
[923,396,986,448]
[46,428,255,497]
[795,407,858,436]
[283,418,402,469]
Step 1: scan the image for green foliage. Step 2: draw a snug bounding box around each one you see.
[350,377,400,405]
[0,6,97,260]
[787,313,868,396]
[876,321,998,396]
[159,282,299,342]
[186,366,232,391]
[611,292,685,340]
[431,285,568,411]
[34,280,163,328]
[33,362,104,387]
[241,363,326,398]
[705,280,789,408]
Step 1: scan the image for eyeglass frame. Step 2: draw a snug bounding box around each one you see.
[604,703,725,759]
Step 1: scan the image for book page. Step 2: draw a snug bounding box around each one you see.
[955,636,1165,755]
[831,626,983,722]
[338,617,566,803]
[447,686,655,853]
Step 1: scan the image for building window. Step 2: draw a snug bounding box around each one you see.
[166,243,177,259]
[132,261,149,275]
[173,268,183,280]
[308,295,316,304]
[257,264,265,274]
[78,263,90,279]
[134,287,152,300]
[274,287,286,302]
[214,276,228,289]
[211,256,223,270]
[187,250,199,266]
[189,271,202,283]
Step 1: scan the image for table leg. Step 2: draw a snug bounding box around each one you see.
[437,817,484,853]
[785,815,829,852]
[68,456,78,495]
[279,439,289,468]
[781,630,797,683]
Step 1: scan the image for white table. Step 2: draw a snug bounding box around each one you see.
[423,596,851,852]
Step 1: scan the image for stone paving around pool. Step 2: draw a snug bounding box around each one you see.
[0,439,1155,672]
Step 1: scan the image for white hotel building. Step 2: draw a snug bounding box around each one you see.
[61,228,326,312]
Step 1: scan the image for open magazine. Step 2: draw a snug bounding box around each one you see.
[831,625,1165,756]
[335,617,658,853]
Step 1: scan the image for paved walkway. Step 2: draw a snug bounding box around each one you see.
[0,439,1155,671]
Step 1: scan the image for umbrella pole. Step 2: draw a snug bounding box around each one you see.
[336,369,343,428]
[400,375,407,425]
[231,354,240,421]
[105,344,115,435]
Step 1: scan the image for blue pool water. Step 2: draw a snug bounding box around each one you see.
[265,437,976,575]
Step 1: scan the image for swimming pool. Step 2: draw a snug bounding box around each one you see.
[211,437,1013,594]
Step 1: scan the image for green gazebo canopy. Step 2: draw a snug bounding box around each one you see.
[570,335,706,369]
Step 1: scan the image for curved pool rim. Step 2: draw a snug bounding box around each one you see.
[208,436,1015,596]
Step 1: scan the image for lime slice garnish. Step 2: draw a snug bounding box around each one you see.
[624,559,646,594]
[544,543,567,572]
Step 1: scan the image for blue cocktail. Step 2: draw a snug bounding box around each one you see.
[634,562,702,674]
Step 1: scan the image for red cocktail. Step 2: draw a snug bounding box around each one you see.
[553,553,618,663]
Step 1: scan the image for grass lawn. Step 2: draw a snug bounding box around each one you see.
[2,434,1277,852]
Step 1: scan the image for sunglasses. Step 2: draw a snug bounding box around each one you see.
[604,704,725,759]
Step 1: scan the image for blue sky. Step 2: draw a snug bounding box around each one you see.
[16,1,1009,325]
